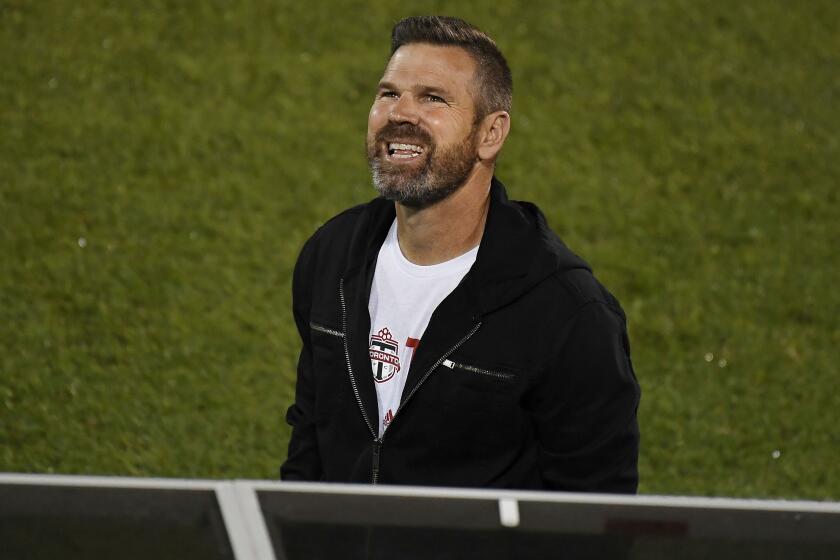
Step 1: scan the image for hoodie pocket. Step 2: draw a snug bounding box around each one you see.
[308,320,351,419]
[418,358,520,421]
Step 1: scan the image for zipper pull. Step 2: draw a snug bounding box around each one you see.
[442,359,455,369]
[371,438,382,485]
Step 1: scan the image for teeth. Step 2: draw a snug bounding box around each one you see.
[388,142,423,153]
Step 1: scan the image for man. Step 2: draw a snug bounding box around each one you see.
[281,16,640,493]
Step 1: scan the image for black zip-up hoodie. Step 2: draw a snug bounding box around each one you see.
[281,178,640,493]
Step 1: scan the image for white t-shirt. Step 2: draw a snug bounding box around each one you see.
[368,219,478,436]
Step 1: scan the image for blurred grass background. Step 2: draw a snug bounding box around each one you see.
[1,0,838,499]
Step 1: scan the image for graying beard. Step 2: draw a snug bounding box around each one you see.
[371,161,462,208]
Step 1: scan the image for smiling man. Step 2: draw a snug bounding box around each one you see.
[280,16,640,492]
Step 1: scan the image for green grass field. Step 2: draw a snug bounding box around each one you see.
[2,0,838,499]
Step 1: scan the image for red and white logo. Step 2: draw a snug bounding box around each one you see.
[383,409,394,428]
[369,327,400,383]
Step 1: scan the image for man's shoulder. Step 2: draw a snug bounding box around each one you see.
[546,266,626,321]
[309,201,373,242]
[302,197,386,245]
[295,196,393,269]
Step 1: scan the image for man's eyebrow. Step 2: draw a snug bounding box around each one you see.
[377,81,453,97]
[417,84,453,97]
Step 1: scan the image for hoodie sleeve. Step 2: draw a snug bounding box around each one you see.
[533,300,641,493]
[279,234,323,481]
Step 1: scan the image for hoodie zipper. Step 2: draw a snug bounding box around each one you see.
[376,322,481,484]
[310,322,344,338]
[339,278,482,484]
[339,278,377,440]
[441,359,513,381]
[390,323,482,421]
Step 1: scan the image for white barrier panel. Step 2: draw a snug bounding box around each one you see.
[252,481,840,560]
[2,473,839,560]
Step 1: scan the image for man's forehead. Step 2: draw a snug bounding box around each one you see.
[381,43,476,87]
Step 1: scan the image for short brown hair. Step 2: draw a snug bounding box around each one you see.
[390,16,512,120]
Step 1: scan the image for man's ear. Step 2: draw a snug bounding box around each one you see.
[477,111,511,161]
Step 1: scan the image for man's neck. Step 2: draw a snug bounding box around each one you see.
[394,167,492,266]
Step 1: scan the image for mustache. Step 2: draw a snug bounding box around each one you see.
[374,122,433,146]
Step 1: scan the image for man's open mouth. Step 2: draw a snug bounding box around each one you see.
[387,142,425,159]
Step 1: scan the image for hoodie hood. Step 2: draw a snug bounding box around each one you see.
[465,177,591,316]
[347,176,590,318]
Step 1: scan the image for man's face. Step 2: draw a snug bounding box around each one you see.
[366,43,481,207]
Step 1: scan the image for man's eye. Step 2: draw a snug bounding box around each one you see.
[426,95,446,103]
[380,91,399,99]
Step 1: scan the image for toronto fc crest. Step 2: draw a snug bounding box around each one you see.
[369,327,401,383]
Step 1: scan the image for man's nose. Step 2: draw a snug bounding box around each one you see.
[389,94,420,125]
